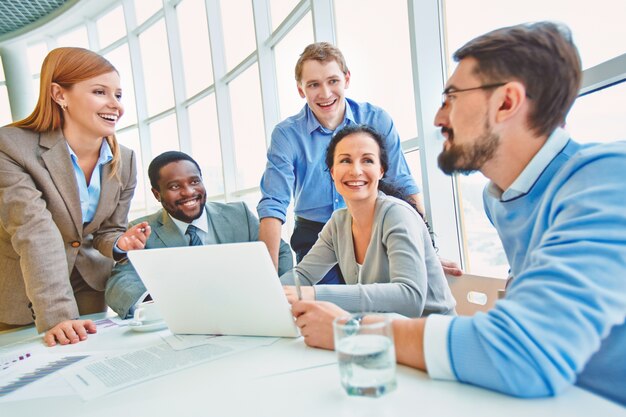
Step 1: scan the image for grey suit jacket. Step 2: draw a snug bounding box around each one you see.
[105,201,294,319]
[0,126,136,332]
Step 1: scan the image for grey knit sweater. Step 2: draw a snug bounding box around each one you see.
[280,192,456,317]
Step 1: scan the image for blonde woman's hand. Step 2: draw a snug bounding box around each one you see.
[43,319,97,347]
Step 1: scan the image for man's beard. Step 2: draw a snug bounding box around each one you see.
[438,123,500,175]
[169,195,207,223]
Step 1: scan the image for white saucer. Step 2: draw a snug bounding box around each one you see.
[128,320,168,332]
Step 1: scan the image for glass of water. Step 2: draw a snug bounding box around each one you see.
[333,313,397,397]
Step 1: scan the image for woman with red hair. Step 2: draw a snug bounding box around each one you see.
[0,47,150,346]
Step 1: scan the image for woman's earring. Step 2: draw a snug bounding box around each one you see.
[61,103,68,111]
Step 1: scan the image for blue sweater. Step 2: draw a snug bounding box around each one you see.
[450,139,626,405]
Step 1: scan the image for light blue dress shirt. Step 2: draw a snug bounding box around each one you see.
[257,98,419,224]
[67,139,113,223]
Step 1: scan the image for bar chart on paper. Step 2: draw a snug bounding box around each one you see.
[0,355,88,398]
[1,351,33,371]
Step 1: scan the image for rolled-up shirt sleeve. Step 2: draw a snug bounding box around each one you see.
[257,126,295,223]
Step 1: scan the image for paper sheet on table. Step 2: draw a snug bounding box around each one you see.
[162,333,279,350]
[93,317,124,330]
[0,318,124,376]
[62,340,261,400]
[0,354,90,402]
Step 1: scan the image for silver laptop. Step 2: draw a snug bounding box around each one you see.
[127,242,300,337]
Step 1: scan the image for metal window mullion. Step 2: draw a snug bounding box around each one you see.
[407,0,463,267]
[122,0,152,209]
[45,35,56,50]
[252,0,280,148]
[183,84,216,108]
[401,137,420,152]
[266,0,310,48]
[131,9,165,36]
[98,36,130,55]
[162,0,191,153]
[310,0,335,44]
[146,107,177,124]
[580,52,626,95]
[222,51,256,84]
[85,18,99,51]
[205,0,237,201]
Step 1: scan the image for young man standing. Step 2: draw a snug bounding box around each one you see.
[257,42,428,284]
[291,22,626,406]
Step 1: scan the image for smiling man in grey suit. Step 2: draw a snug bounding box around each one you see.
[105,151,293,319]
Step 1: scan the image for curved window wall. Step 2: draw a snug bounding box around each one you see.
[441,0,626,277]
[0,0,623,277]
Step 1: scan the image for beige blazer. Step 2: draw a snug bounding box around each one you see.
[0,126,136,332]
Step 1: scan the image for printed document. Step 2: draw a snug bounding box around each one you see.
[63,339,260,400]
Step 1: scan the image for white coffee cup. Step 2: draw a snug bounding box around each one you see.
[133,301,162,324]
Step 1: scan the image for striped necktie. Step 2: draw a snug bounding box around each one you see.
[186,224,203,246]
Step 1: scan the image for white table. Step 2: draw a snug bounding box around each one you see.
[1,318,625,417]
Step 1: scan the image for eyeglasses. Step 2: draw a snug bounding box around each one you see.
[441,82,507,109]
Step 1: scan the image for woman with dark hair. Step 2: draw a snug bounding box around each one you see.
[0,47,150,345]
[280,124,455,317]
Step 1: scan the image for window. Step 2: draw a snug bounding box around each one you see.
[116,128,147,215]
[458,172,509,278]
[139,19,174,116]
[97,6,126,48]
[105,44,137,128]
[273,12,314,120]
[566,82,626,143]
[219,0,256,71]
[270,0,299,30]
[134,0,163,26]
[335,0,417,141]
[149,114,180,159]
[238,190,262,217]
[27,43,48,75]
[443,0,626,70]
[26,43,48,111]
[176,0,214,98]
[229,63,266,190]
[55,26,89,49]
[442,0,626,276]
[402,149,424,197]
[29,77,40,105]
[26,42,48,113]
[187,94,224,196]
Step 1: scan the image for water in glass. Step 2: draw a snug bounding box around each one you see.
[336,334,397,397]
